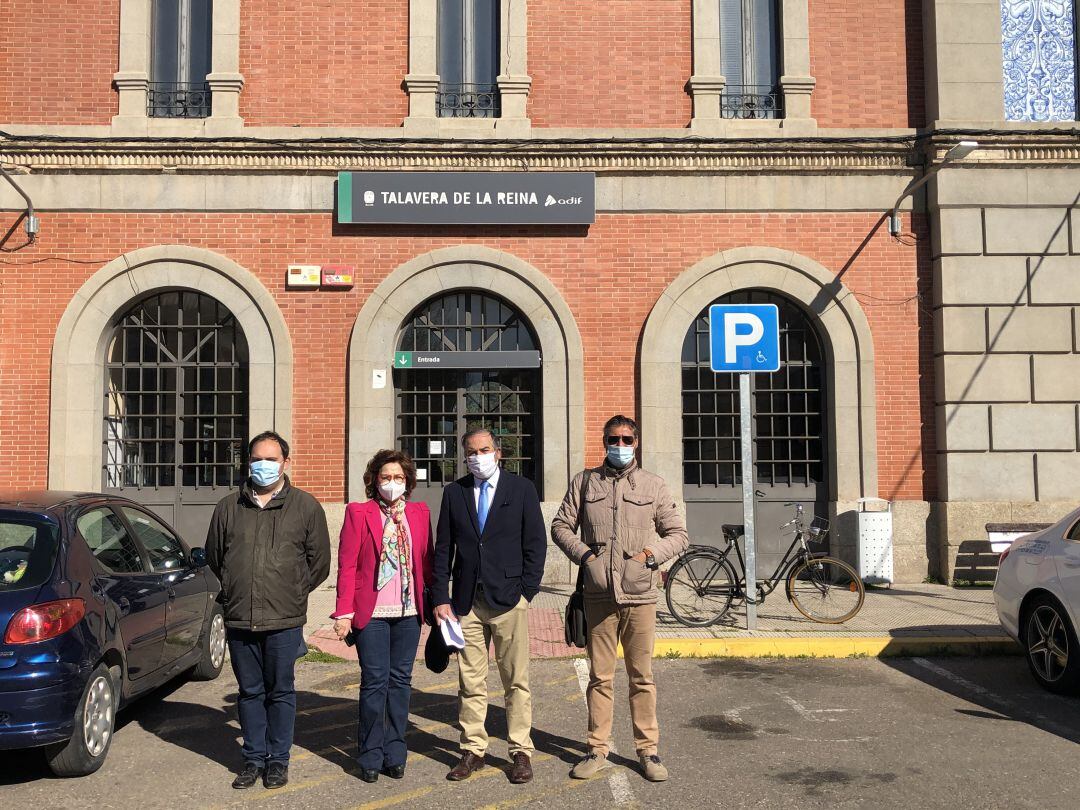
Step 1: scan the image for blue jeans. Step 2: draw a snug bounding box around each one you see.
[227,626,304,766]
[356,616,422,770]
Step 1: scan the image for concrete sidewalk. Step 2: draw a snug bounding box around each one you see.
[304,582,1017,660]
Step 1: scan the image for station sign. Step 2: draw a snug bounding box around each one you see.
[337,172,595,225]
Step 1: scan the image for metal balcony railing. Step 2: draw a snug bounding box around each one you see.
[437,83,501,118]
[147,82,212,118]
[721,85,783,119]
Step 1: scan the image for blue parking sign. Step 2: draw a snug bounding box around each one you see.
[708,304,781,372]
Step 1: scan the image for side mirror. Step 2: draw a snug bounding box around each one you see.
[189,547,208,568]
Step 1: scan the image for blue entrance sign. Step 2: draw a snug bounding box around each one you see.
[708,304,781,373]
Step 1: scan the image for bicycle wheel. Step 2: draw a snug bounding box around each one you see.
[665,550,737,626]
[786,556,865,624]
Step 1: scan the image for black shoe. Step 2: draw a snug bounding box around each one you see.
[231,762,263,790]
[383,764,406,779]
[264,762,289,789]
[359,768,379,783]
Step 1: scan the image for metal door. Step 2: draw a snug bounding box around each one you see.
[682,290,828,571]
[102,291,249,545]
[394,291,541,516]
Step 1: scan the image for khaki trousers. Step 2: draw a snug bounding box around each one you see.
[584,597,658,757]
[457,593,533,757]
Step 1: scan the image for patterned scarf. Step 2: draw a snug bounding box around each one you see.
[377,499,411,609]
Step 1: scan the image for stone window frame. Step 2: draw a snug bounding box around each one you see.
[639,247,877,555]
[113,0,244,136]
[347,246,584,502]
[404,0,531,136]
[688,0,816,133]
[50,246,292,492]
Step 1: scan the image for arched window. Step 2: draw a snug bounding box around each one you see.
[681,289,826,560]
[103,290,248,535]
[394,290,541,502]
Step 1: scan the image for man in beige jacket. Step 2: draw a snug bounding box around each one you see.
[551,414,689,783]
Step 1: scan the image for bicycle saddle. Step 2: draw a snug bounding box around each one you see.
[721,524,744,541]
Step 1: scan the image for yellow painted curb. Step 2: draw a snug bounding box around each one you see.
[648,635,1021,659]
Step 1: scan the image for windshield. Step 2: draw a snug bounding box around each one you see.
[0,513,60,592]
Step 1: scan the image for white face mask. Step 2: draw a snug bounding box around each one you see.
[606,445,636,468]
[378,480,406,503]
[467,452,499,480]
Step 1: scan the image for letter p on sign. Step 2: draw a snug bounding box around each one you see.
[708,304,781,373]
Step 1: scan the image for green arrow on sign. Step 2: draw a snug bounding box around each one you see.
[394,351,412,368]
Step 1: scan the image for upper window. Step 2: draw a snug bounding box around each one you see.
[77,508,146,575]
[720,0,782,119]
[1002,0,1078,121]
[150,0,214,118]
[437,0,501,118]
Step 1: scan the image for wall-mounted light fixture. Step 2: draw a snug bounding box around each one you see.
[888,140,979,238]
[0,162,38,250]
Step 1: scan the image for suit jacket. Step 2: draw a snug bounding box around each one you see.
[433,470,547,616]
[333,499,434,631]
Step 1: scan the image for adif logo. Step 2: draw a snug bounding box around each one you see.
[544,195,583,207]
[363,190,375,207]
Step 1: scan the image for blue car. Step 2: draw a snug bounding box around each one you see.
[0,491,224,776]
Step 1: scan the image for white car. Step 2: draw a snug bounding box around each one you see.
[994,507,1080,694]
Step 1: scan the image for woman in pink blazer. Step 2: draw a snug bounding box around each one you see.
[331,449,434,783]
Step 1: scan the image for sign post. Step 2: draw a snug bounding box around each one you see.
[709,304,781,631]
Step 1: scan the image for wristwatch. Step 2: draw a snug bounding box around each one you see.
[644,550,658,570]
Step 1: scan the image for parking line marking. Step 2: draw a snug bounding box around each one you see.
[909,657,1074,738]
[232,773,348,803]
[573,658,636,806]
[350,786,435,809]
[473,775,593,810]
[777,692,846,723]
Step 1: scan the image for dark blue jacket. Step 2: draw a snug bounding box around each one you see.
[432,470,547,616]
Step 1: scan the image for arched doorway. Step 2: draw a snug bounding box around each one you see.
[682,289,828,569]
[102,290,250,540]
[394,290,542,508]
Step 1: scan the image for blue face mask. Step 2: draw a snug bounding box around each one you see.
[606,446,635,468]
[250,460,282,487]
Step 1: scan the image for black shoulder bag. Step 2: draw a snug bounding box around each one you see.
[564,471,592,649]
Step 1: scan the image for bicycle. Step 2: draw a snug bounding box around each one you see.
[664,503,865,626]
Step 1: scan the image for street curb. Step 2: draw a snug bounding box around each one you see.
[652,635,1022,659]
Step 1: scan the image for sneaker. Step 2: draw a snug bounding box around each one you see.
[571,752,610,779]
[640,753,668,782]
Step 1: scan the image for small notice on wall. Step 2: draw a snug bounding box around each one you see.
[372,369,386,389]
[428,440,444,456]
[416,468,428,481]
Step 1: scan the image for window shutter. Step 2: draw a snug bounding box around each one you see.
[719,0,745,87]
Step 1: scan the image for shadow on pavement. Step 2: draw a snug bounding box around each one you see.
[883,656,1080,746]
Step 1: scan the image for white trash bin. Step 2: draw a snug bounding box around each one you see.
[857,497,893,585]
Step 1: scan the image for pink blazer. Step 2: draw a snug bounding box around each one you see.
[333,499,435,630]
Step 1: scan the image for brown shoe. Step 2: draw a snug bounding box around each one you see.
[448,751,486,781]
[508,752,533,784]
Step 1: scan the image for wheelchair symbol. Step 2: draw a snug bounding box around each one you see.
[755,351,767,364]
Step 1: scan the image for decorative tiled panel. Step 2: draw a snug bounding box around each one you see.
[1002,0,1078,121]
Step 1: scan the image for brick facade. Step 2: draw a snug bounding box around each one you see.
[0,211,932,505]
[0,0,119,125]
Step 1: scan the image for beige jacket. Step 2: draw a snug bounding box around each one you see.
[551,462,689,605]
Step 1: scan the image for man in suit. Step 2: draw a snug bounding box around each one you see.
[433,427,547,785]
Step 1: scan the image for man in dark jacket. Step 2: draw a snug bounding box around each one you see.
[433,427,546,785]
[205,430,330,790]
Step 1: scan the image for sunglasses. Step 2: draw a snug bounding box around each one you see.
[605,435,636,446]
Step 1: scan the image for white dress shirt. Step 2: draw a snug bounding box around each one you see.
[473,466,501,512]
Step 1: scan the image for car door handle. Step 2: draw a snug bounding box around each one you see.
[117,597,131,616]
[167,586,177,599]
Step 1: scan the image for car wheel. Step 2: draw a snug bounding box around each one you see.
[45,663,119,777]
[190,605,226,681]
[1023,594,1080,695]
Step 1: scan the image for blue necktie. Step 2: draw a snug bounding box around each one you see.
[478,480,491,533]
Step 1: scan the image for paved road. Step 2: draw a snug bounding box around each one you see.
[2,654,1076,809]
